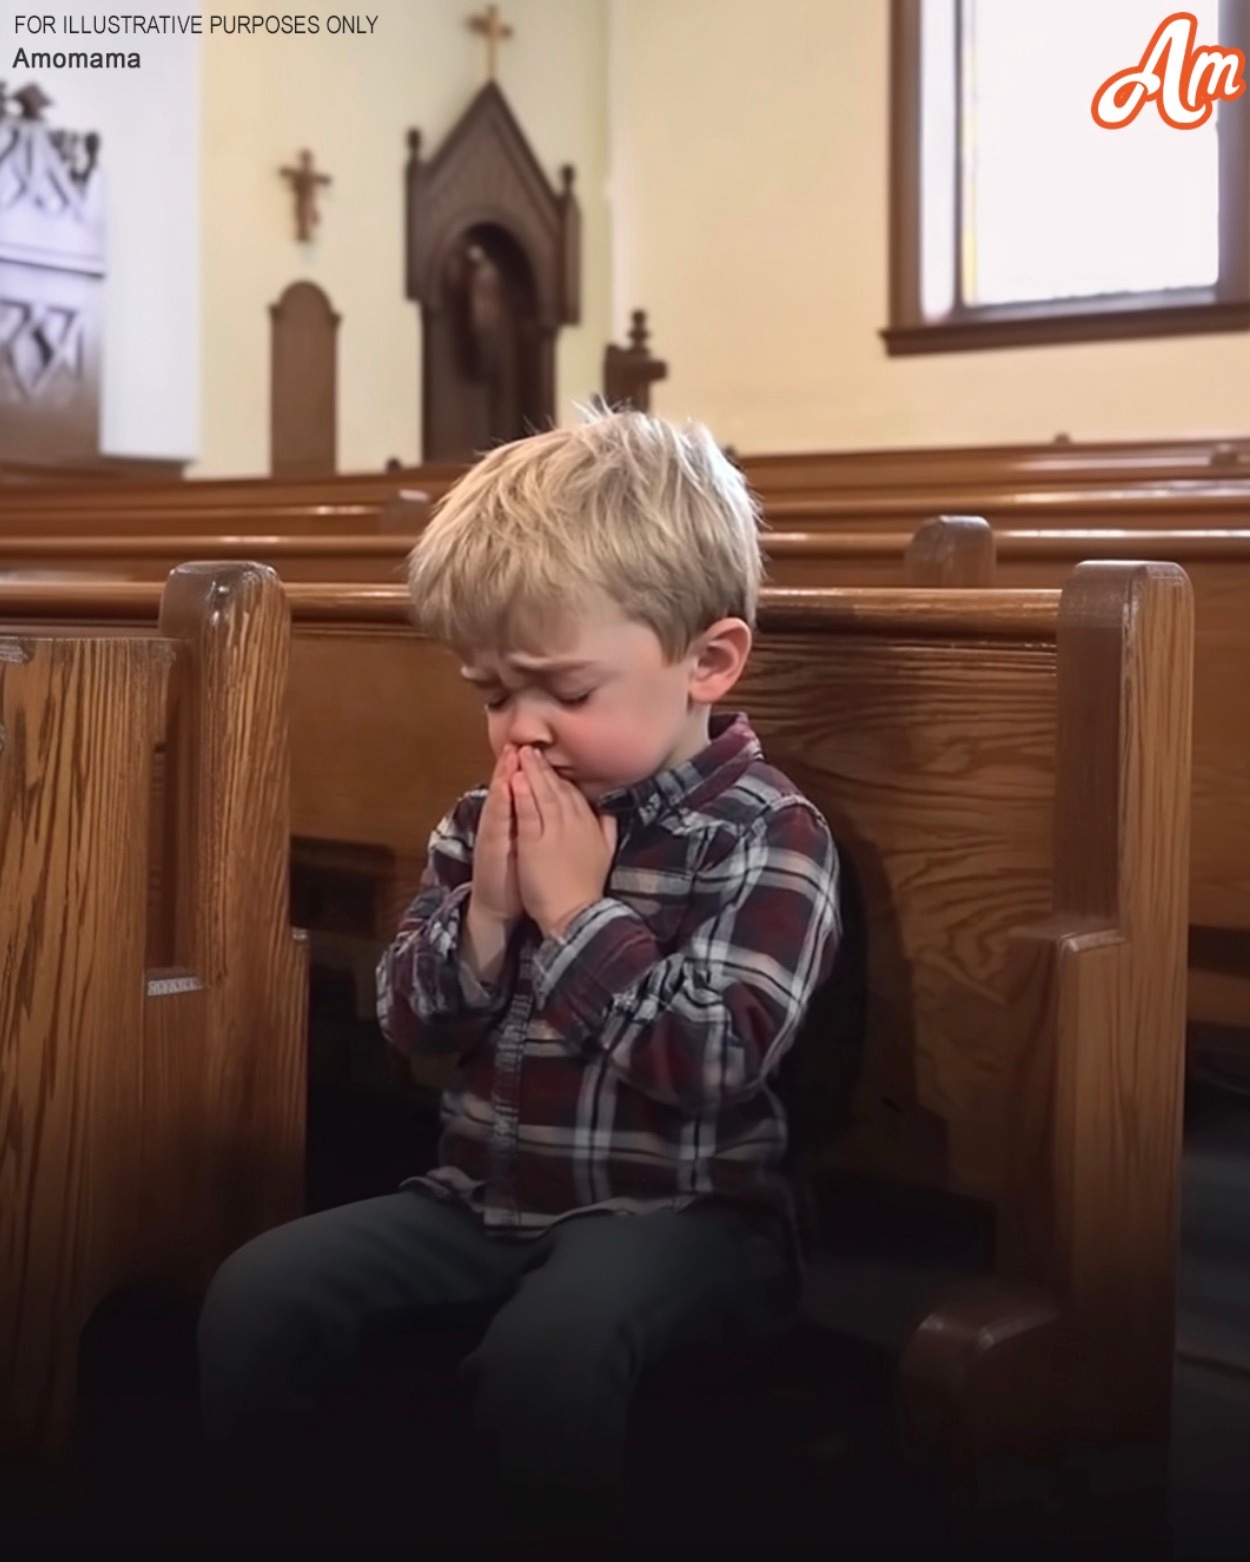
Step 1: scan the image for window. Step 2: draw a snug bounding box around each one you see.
[885,0,1250,353]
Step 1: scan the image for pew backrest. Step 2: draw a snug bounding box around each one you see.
[0,489,430,538]
[10,435,1250,519]
[737,437,1250,497]
[0,514,993,592]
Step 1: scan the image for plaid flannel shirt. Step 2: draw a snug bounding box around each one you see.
[377,711,841,1256]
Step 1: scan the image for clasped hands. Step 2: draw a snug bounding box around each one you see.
[471,742,618,941]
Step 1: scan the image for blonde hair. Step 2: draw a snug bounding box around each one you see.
[405,406,766,663]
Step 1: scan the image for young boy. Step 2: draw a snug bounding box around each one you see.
[196,408,841,1552]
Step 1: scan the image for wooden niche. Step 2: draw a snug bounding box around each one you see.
[405,83,581,462]
[270,280,339,478]
[0,84,105,468]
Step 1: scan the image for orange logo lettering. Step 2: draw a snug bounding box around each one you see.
[1092,11,1245,128]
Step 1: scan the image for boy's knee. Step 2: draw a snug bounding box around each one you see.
[198,1238,297,1345]
[196,1239,330,1439]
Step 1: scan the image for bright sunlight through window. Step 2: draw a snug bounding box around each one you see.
[922,0,1222,317]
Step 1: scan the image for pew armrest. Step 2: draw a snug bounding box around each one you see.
[898,1277,1072,1475]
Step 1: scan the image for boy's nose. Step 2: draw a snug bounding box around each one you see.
[503,711,553,748]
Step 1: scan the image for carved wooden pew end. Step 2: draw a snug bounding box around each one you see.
[0,563,308,1458]
[716,564,1189,1500]
[888,562,1192,1488]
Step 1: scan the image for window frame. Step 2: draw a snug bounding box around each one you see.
[883,0,1250,355]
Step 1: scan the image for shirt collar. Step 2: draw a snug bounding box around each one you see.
[594,711,762,830]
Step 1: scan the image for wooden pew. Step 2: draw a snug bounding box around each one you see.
[0,567,1192,1473]
[0,489,431,539]
[10,468,1250,529]
[5,513,1231,1040]
[9,434,1248,518]
[759,482,1250,534]
[0,525,989,979]
[0,512,1234,1040]
[750,566,1192,1469]
[990,530,1248,1038]
[757,522,1250,1037]
[6,432,1249,551]
[0,532,420,585]
[40,505,1229,1046]
[0,466,465,515]
[10,465,1250,553]
[735,436,1250,498]
[0,563,308,1458]
[0,522,989,590]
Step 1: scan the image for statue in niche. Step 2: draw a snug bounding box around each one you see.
[441,226,532,454]
[457,243,505,379]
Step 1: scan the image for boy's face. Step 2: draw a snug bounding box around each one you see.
[458,593,748,803]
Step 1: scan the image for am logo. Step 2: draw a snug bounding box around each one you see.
[1092,10,1246,128]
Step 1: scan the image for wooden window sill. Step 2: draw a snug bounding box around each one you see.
[883,297,1250,355]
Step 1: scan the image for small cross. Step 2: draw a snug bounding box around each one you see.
[467,5,513,81]
[279,149,331,243]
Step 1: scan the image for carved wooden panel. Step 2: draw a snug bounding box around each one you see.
[269,280,339,478]
[0,87,105,467]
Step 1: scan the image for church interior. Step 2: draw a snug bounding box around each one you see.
[4,1,1250,1555]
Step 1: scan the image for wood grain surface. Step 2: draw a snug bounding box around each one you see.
[1,563,307,1455]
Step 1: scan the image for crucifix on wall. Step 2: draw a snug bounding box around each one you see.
[279,149,331,243]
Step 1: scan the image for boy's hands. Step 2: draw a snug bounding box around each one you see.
[468,742,618,943]
[470,742,524,926]
[510,746,618,939]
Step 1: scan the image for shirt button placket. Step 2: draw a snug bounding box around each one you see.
[486,947,533,1230]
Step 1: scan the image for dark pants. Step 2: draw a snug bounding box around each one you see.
[196,1189,795,1546]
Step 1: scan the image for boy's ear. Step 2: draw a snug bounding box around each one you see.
[686,617,752,704]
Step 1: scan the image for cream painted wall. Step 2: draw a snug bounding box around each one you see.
[196,0,610,476]
[610,0,1250,452]
[21,0,1245,471]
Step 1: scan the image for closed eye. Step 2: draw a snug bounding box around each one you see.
[482,690,594,712]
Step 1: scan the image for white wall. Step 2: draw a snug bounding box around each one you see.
[196,0,611,475]
[1,1,201,460]
[610,0,1250,451]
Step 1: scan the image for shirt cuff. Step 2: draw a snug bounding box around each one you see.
[419,882,503,1016]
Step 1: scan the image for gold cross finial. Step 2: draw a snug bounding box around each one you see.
[467,5,513,81]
